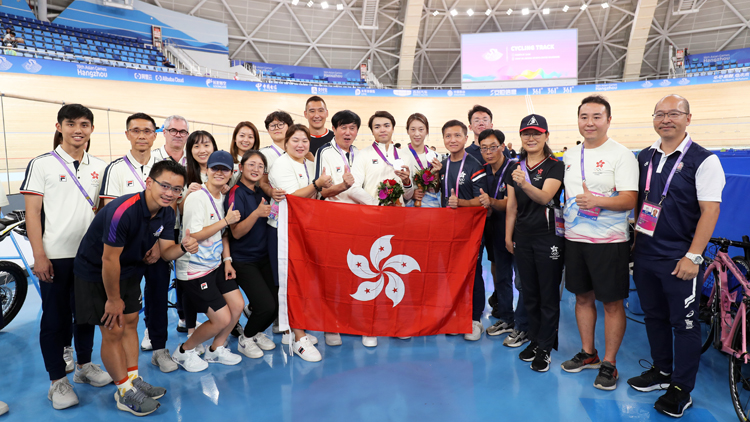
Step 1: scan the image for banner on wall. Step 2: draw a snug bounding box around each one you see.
[687,48,750,66]
[247,61,363,82]
[1,54,750,98]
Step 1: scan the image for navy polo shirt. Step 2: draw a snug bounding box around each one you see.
[439,153,486,206]
[225,181,270,262]
[74,192,176,282]
[634,142,714,261]
[484,157,516,239]
[465,143,484,165]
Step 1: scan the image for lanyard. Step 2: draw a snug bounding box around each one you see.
[645,140,692,205]
[270,145,283,157]
[201,187,222,219]
[408,144,430,170]
[333,142,354,171]
[372,142,399,167]
[444,153,467,197]
[123,155,147,189]
[580,146,587,183]
[51,151,95,211]
[518,159,532,184]
[494,158,516,198]
[301,161,310,185]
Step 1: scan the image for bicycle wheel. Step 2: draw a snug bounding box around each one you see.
[0,261,28,330]
[700,269,721,354]
[729,312,750,422]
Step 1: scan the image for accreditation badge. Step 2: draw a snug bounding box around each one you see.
[635,200,662,237]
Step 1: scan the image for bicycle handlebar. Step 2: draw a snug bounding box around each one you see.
[709,237,750,251]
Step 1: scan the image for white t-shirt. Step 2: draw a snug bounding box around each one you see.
[100,151,157,199]
[178,185,225,280]
[267,153,315,228]
[20,146,107,259]
[350,143,414,205]
[562,138,639,243]
[260,144,285,174]
[315,140,359,204]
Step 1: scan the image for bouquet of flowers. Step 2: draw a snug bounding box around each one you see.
[412,168,440,207]
[377,179,404,206]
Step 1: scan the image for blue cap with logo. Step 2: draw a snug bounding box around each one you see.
[207,150,234,170]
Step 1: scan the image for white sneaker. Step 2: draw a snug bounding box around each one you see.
[293,336,322,362]
[48,378,79,410]
[252,332,276,350]
[0,400,8,416]
[204,345,242,365]
[63,346,75,374]
[172,346,208,372]
[141,328,152,351]
[272,318,282,334]
[362,336,378,347]
[238,335,263,359]
[151,348,178,373]
[464,321,483,341]
[282,333,318,345]
[186,333,205,355]
[73,362,113,387]
[325,332,342,346]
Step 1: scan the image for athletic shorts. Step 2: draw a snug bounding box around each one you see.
[180,265,238,314]
[74,275,143,326]
[564,240,630,302]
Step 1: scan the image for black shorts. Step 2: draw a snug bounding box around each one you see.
[74,276,142,326]
[180,265,238,314]
[564,240,630,302]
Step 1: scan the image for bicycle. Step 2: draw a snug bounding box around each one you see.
[0,210,29,330]
[699,237,750,421]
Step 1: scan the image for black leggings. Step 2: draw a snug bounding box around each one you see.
[234,258,278,337]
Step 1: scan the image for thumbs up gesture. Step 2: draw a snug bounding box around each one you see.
[225,202,241,225]
[181,229,199,254]
[342,166,355,189]
[575,181,597,210]
[511,167,527,187]
[478,188,491,209]
[318,167,333,188]
[448,188,459,209]
[255,198,272,218]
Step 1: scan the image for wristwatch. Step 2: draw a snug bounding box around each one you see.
[685,252,704,265]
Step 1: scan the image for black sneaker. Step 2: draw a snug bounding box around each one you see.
[519,342,538,362]
[593,361,619,390]
[487,320,514,336]
[627,365,672,392]
[531,349,551,372]
[654,384,692,418]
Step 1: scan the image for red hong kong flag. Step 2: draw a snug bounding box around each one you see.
[277,195,486,337]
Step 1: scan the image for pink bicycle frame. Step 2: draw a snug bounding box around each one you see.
[704,250,750,363]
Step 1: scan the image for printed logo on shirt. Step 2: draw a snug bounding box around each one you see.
[372,159,379,164]
[59,175,67,182]
[210,213,216,220]
[336,166,342,173]
[458,171,466,186]
[153,225,163,237]
[550,245,560,260]
[127,180,134,187]
[298,173,304,178]
[91,171,99,179]
[685,319,694,330]
[534,169,543,182]
[686,310,694,318]
[596,160,605,168]
[566,165,571,171]
[594,160,606,175]
[676,162,684,172]
[201,282,208,290]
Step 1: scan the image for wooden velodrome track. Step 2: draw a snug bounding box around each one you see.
[0,72,749,193]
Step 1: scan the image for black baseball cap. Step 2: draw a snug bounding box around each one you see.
[519,114,548,133]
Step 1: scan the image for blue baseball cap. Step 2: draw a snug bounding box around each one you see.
[207,150,234,170]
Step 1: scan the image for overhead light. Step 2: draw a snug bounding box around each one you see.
[580,3,587,10]
[337,3,343,10]
[306,0,313,6]
[485,8,492,15]
[542,8,550,14]
[562,5,569,11]
[450,9,458,16]
[467,8,474,16]
[521,8,529,15]
[321,1,328,8]
[291,0,298,4]
[506,8,513,15]
[601,2,609,8]
[432,10,439,16]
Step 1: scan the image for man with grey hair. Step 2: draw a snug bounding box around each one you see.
[152,115,189,165]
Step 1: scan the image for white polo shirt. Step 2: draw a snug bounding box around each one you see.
[350,142,414,205]
[152,146,187,166]
[562,138,639,243]
[315,140,359,204]
[402,143,439,175]
[267,153,315,228]
[20,145,107,259]
[178,185,225,280]
[260,144,285,173]
[100,151,158,200]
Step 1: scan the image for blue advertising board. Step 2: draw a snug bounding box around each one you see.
[241,61,363,82]
[2,54,750,98]
[687,48,750,66]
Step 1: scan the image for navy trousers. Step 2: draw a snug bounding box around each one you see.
[142,258,171,350]
[633,256,702,392]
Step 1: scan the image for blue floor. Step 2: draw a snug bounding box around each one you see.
[0,256,737,422]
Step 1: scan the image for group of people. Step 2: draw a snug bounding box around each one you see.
[14,92,723,418]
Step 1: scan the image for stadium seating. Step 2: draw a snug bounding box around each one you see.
[0,11,175,73]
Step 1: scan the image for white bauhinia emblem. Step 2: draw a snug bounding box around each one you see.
[348,235,421,307]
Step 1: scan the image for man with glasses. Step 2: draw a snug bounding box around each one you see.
[627,95,725,417]
[467,105,494,164]
[559,95,638,391]
[75,160,199,415]
[99,113,177,373]
[152,115,189,165]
